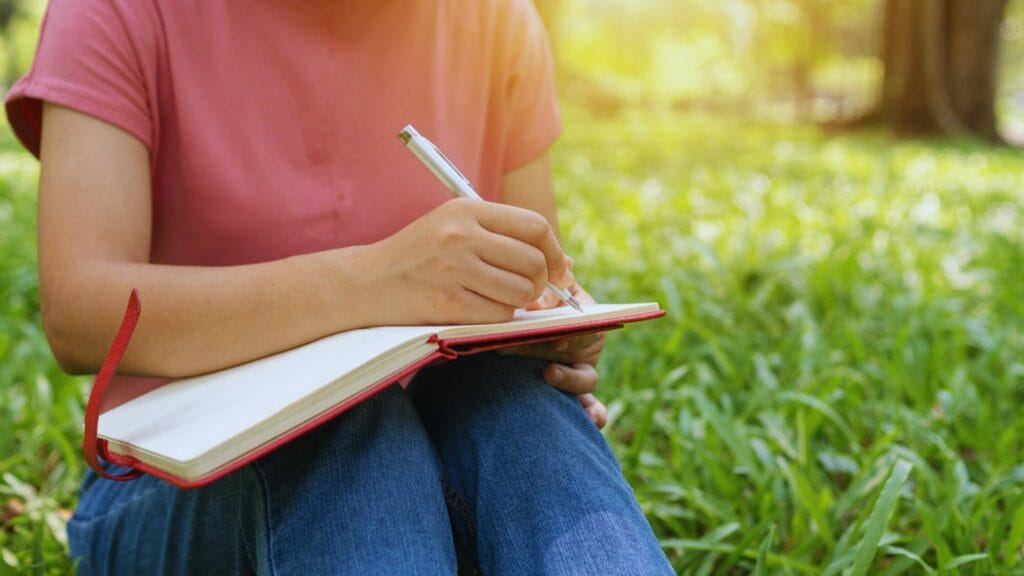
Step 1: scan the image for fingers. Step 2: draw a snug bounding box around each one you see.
[500,332,605,363]
[467,259,542,308]
[389,199,574,326]
[577,393,608,429]
[523,289,561,311]
[474,234,548,301]
[570,333,606,363]
[432,286,516,324]
[543,362,598,395]
[472,202,573,288]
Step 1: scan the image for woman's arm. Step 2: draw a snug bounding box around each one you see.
[39,104,573,377]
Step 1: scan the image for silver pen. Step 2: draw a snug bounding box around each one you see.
[398,124,584,313]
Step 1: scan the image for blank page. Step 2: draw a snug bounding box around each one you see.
[98,325,437,463]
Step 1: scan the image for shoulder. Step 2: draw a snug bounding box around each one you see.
[447,0,544,31]
[477,0,541,17]
[486,0,545,30]
[452,0,547,58]
[6,0,165,157]
[43,0,162,30]
[40,0,164,59]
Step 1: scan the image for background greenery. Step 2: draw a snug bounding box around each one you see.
[2,0,1024,574]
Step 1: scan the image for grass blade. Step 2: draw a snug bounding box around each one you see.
[754,525,775,576]
[943,553,990,571]
[848,460,914,576]
[881,545,935,575]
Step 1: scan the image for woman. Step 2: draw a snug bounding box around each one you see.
[7,0,674,573]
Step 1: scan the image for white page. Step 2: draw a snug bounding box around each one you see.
[99,325,437,463]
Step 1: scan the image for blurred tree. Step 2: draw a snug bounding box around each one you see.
[0,0,18,30]
[875,0,1008,140]
[0,0,25,85]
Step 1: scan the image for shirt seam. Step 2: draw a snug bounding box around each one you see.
[15,77,154,152]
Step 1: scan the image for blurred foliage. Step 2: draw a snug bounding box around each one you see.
[553,103,1024,573]
[552,0,878,117]
[0,0,41,85]
[0,125,84,574]
[1000,0,1024,133]
[544,0,1024,138]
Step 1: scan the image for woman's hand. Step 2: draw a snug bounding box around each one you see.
[367,198,574,326]
[502,281,610,428]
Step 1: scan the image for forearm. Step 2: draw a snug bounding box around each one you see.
[42,246,377,377]
[38,105,572,378]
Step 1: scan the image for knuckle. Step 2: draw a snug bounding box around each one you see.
[525,248,547,276]
[495,305,516,322]
[450,197,476,212]
[439,223,468,244]
[522,212,550,242]
[511,277,535,304]
[582,367,599,386]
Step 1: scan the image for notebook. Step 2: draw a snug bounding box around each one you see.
[83,290,664,488]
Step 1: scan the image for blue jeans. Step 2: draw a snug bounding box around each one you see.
[68,353,674,575]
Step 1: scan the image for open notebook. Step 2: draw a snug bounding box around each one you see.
[85,294,664,489]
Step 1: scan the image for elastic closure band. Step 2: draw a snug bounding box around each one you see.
[82,289,143,481]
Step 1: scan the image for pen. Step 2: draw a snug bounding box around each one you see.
[398,124,584,314]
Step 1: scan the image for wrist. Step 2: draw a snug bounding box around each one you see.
[301,244,389,333]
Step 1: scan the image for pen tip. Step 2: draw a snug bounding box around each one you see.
[568,296,585,314]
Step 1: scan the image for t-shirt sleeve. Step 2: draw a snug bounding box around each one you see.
[4,0,156,159]
[501,0,562,171]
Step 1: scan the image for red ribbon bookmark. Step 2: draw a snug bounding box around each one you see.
[82,289,144,481]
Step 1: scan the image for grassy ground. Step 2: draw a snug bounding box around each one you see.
[1,107,1023,573]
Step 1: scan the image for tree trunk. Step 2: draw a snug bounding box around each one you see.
[875,0,1008,141]
[946,0,1006,139]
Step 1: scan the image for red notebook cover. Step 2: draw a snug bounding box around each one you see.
[83,290,665,489]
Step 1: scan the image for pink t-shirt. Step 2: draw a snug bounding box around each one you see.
[6,0,561,409]
[6,0,561,267]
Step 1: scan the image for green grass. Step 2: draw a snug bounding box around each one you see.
[0,126,86,574]
[2,107,1024,573]
[552,106,1024,574]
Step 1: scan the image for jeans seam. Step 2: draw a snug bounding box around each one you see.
[440,471,477,544]
[251,463,278,576]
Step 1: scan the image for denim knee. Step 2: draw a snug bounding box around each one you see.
[407,353,674,575]
[410,353,608,451]
[246,384,456,574]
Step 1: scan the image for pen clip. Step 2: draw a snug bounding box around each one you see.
[427,140,472,189]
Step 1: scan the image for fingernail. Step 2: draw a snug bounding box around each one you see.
[548,367,564,383]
